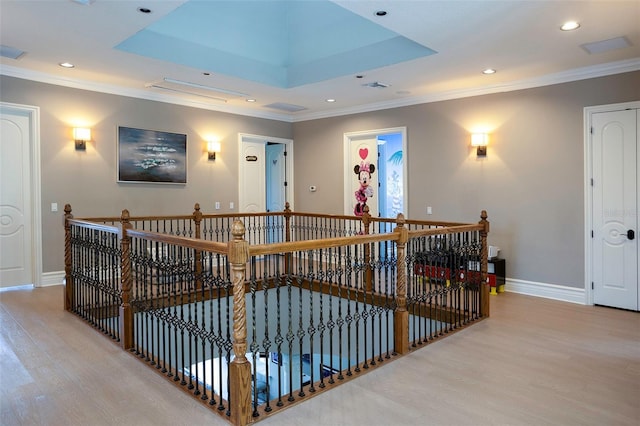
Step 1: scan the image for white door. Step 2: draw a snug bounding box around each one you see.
[346,137,379,217]
[1,107,33,287]
[592,109,638,311]
[239,140,266,213]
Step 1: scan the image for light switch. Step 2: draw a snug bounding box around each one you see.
[51,203,58,212]
[229,202,234,209]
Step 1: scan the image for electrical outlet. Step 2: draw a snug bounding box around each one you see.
[215,202,220,210]
[229,202,234,210]
[427,206,433,215]
[51,202,58,212]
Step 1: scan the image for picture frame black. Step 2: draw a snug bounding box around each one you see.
[117,126,187,184]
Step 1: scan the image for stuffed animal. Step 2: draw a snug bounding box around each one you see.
[353,161,375,216]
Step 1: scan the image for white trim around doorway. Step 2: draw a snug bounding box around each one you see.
[343,127,408,218]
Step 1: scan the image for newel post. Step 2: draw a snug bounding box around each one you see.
[393,213,409,355]
[283,202,292,275]
[193,202,203,239]
[63,204,74,311]
[479,210,490,318]
[119,209,134,350]
[228,220,252,426]
[283,202,292,243]
[193,203,203,289]
[362,205,373,292]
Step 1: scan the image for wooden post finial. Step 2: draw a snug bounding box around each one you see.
[120,209,130,223]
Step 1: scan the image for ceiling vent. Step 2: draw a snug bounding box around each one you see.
[263,102,308,113]
[362,81,391,89]
[581,36,631,54]
[145,78,249,103]
[1,45,25,60]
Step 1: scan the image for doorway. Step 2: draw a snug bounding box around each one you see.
[238,133,294,214]
[343,127,407,218]
[0,102,42,288]
[585,101,639,311]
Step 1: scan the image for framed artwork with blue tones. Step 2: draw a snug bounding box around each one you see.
[118,126,187,184]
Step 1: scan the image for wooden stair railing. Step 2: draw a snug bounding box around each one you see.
[63,202,490,426]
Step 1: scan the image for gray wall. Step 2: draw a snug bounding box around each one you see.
[1,76,292,272]
[2,72,639,289]
[291,71,640,288]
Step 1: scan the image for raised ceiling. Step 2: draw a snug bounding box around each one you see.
[116,0,436,88]
[1,0,639,121]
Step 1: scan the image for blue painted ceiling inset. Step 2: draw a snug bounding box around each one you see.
[116,0,437,88]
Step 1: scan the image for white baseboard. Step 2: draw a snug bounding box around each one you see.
[505,278,585,305]
[40,271,65,287]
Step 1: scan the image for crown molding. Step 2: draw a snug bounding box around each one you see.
[292,58,640,122]
[2,58,639,124]
[0,65,292,122]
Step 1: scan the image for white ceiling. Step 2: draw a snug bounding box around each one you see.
[1,0,639,122]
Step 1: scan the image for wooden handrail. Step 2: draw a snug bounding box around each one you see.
[125,228,228,253]
[66,218,119,233]
[249,232,399,257]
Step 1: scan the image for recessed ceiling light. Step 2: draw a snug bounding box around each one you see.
[137,7,152,14]
[560,21,580,31]
[482,68,496,75]
[59,62,75,68]
[375,10,387,17]
[326,99,336,103]
[246,99,256,103]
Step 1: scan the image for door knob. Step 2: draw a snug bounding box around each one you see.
[627,229,635,240]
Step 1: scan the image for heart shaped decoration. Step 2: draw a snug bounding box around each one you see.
[359,148,368,160]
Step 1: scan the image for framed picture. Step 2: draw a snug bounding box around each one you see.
[117,126,187,184]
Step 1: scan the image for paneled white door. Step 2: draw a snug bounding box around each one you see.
[239,140,266,213]
[592,108,638,311]
[1,107,33,287]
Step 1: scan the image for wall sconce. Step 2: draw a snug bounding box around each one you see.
[73,127,91,150]
[207,140,221,161]
[471,133,488,156]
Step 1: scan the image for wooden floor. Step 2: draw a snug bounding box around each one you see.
[1,285,638,426]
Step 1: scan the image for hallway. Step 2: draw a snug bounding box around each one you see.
[1,285,638,426]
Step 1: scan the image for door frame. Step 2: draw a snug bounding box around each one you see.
[1,102,42,287]
[238,133,294,212]
[583,100,639,305]
[343,127,407,217]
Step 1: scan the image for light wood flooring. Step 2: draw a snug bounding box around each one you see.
[1,285,638,426]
